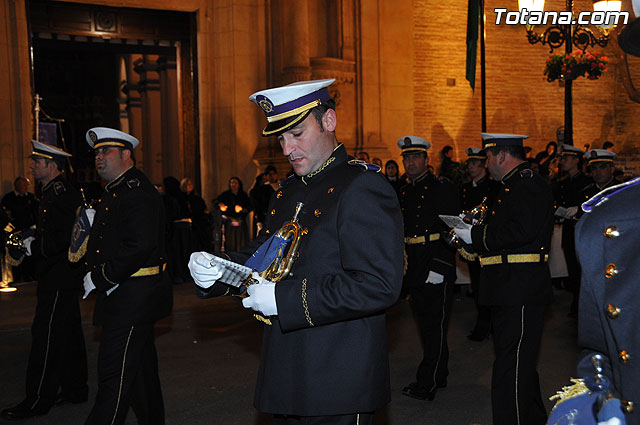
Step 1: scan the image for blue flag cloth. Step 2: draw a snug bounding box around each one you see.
[38,122,58,147]
[244,232,291,277]
[547,377,627,425]
[68,207,92,263]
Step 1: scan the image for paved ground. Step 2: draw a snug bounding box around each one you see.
[0,281,579,425]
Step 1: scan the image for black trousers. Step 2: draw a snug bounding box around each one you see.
[467,260,491,337]
[274,412,374,425]
[85,324,164,425]
[408,280,454,392]
[491,304,547,425]
[24,288,88,410]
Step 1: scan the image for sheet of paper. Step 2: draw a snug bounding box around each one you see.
[438,214,468,230]
[213,255,253,288]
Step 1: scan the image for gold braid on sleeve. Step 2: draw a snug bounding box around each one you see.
[482,225,490,251]
[301,278,314,326]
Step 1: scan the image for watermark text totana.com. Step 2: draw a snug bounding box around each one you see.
[493,8,629,26]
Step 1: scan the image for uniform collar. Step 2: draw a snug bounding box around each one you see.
[301,143,345,185]
[596,177,616,190]
[408,170,430,185]
[474,174,487,186]
[106,166,135,192]
[501,161,529,184]
[42,174,64,193]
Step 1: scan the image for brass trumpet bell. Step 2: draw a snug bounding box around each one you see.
[443,197,489,250]
[241,202,306,325]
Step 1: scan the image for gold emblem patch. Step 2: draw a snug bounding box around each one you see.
[89,131,98,142]
[259,99,273,113]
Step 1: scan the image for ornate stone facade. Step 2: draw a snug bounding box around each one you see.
[1,0,639,204]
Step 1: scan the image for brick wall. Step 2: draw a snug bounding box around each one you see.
[413,0,640,174]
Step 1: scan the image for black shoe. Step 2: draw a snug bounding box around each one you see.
[0,401,49,420]
[55,393,88,406]
[402,383,436,401]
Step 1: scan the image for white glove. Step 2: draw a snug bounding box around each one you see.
[453,222,473,244]
[426,271,444,284]
[242,272,278,317]
[188,252,223,289]
[22,236,35,256]
[565,206,578,218]
[85,208,96,226]
[555,206,579,220]
[82,272,96,299]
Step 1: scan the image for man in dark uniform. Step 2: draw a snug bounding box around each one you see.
[397,135,460,401]
[1,176,38,281]
[580,149,619,204]
[460,147,501,341]
[573,18,640,425]
[188,79,404,425]
[453,133,554,425]
[0,176,38,233]
[552,144,592,316]
[1,141,88,421]
[81,127,172,425]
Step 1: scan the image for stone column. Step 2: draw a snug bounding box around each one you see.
[281,0,311,83]
[158,56,182,180]
[125,54,144,170]
[136,55,163,185]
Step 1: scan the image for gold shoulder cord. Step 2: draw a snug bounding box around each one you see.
[549,378,589,408]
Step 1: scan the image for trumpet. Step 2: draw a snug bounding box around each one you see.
[442,197,489,251]
[241,202,305,325]
[3,223,32,266]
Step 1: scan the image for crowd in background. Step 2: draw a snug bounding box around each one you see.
[379,139,626,195]
[1,165,289,286]
[1,141,630,287]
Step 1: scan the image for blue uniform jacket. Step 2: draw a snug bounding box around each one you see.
[576,177,640,423]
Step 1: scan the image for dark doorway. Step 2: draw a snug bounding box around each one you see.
[28,1,199,197]
[32,41,121,198]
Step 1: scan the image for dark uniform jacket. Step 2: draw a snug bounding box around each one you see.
[576,177,640,424]
[470,162,555,306]
[553,171,592,211]
[399,172,459,283]
[86,167,172,327]
[553,171,593,248]
[460,174,501,211]
[197,144,404,416]
[579,178,618,207]
[0,190,38,231]
[30,175,82,290]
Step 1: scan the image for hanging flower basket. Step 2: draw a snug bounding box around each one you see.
[544,50,609,82]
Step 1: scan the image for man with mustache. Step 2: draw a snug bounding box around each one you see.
[82,127,172,425]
